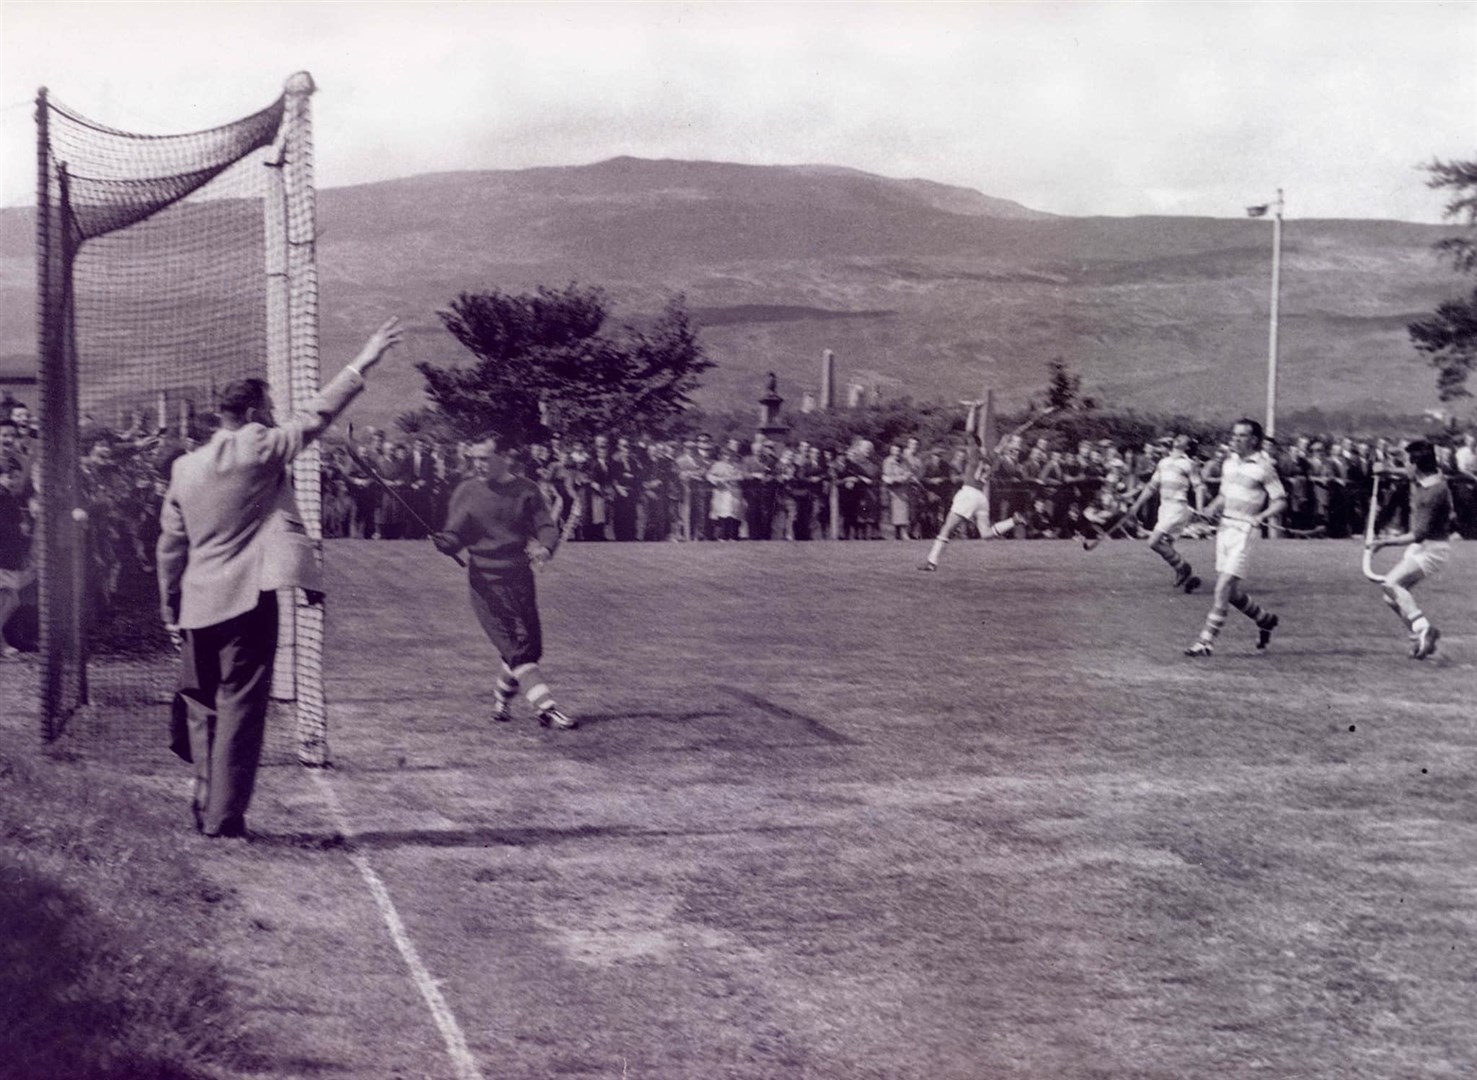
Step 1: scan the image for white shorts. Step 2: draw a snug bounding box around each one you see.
[1152,501,1193,539]
[1393,540,1450,580]
[1215,519,1254,578]
[949,485,989,526]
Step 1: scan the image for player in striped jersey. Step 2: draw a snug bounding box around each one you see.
[1184,418,1287,656]
[1123,434,1205,592]
[1366,439,1453,659]
[918,400,1019,571]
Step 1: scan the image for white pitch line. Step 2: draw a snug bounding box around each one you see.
[310,770,485,1080]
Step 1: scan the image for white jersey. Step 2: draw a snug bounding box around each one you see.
[1219,451,1285,524]
[1151,452,1201,505]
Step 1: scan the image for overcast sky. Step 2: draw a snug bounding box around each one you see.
[2,1,1473,220]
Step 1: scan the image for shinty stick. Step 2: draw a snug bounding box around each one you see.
[344,425,465,567]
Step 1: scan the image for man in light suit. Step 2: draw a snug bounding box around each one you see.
[157,318,402,838]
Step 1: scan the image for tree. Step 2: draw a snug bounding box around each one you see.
[1044,357,1096,411]
[417,283,714,443]
[1409,157,1477,401]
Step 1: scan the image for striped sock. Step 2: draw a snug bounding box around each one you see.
[496,664,519,703]
[1162,548,1188,575]
[513,662,557,714]
[1198,610,1228,644]
[1231,593,1269,625]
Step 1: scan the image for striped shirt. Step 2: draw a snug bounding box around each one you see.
[1219,451,1285,524]
[1151,452,1202,505]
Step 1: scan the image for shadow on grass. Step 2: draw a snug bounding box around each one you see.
[714,686,857,745]
[250,820,814,853]
[0,855,244,1080]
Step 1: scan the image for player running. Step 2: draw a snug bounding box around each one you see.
[918,400,1018,571]
[1184,418,1286,657]
[1121,434,1206,593]
[433,432,577,729]
[1366,439,1452,659]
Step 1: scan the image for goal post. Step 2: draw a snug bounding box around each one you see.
[35,73,330,765]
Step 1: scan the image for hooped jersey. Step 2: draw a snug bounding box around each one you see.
[1219,451,1285,524]
[1149,452,1203,505]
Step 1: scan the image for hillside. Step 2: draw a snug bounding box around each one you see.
[0,157,1465,429]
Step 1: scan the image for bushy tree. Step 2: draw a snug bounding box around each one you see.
[1409,158,1477,401]
[417,283,713,443]
[1044,357,1096,412]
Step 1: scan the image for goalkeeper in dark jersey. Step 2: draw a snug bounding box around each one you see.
[434,432,576,728]
[1366,439,1454,660]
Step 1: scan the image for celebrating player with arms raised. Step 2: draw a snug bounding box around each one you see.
[1367,439,1453,659]
[1184,418,1286,657]
[917,400,1018,571]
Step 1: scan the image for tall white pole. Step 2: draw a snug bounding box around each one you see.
[1266,188,1284,438]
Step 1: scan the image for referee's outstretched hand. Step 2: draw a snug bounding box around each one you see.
[350,317,404,377]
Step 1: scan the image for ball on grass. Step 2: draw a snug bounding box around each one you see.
[71,507,88,525]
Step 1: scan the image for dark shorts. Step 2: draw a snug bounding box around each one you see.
[468,566,542,667]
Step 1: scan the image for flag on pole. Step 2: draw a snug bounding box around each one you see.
[1246,204,1270,218]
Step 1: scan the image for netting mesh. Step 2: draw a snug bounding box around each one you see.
[37,76,327,765]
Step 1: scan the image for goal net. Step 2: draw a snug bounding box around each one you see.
[35,73,328,764]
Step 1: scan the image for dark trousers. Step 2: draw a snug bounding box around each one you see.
[468,566,543,667]
[173,592,278,835]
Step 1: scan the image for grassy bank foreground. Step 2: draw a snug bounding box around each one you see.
[0,729,251,1080]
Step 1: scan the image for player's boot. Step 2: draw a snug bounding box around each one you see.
[1256,613,1278,651]
[491,695,515,723]
[917,561,938,572]
[1414,624,1441,660]
[538,706,578,730]
[1182,575,1201,594]
[1183,640,1214,657]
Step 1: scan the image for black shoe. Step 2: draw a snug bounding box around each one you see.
[491,696,514,723]
[1256,614,1279,651]
[917,562,938,572]
[205,816,248,839]
[1182,574,1201,594]
[1184,640,1214,657]
[538,707,577,730]
[1414,624,1440,660]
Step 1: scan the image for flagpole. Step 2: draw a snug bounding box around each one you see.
[1266,188,1283,438]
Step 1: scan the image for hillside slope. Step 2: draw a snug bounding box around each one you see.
[0,158,1463,428]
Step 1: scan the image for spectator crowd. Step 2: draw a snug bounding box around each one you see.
[321,425,1477,546]
[4,392,1477,660]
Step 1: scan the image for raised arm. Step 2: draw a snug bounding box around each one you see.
[248,318,403,469]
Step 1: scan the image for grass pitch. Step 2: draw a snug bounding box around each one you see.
[4,535,1473,1078]
[300,537,1474,1079]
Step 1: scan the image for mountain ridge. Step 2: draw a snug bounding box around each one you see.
[0,156,1463,430]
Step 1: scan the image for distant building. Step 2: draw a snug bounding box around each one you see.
[0,364,37,407]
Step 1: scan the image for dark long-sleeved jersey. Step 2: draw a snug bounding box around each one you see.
[443,475,559,575]
[1408,474,1453,543]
